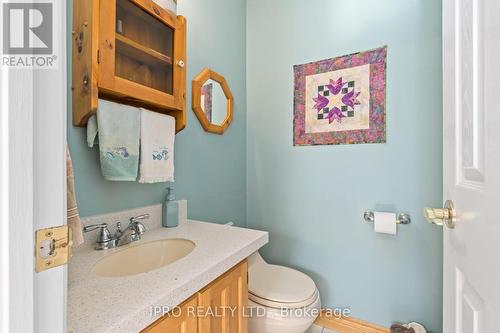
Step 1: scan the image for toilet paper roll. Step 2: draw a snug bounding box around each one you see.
[374,211,397,235]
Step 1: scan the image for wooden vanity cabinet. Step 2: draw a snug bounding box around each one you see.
[142,295,198,333]
[141,260,248,333]
[72,0,187,132]
[198,260,248,333]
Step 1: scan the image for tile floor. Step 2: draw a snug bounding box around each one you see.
[306,324,339,333]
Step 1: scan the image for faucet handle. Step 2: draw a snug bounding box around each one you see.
[128,214,149,239]
[83,223,107,232]
[83,223,113,243]
[134,222,146,235]
[130,214,150,222]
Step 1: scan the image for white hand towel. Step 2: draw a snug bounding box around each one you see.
[139,109,175,183]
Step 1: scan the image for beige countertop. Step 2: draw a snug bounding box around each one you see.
[68,206,268,333]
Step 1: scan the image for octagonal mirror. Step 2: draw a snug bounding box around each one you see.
[192,68,233,134]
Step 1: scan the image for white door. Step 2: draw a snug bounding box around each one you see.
[0,1,67,332]
[441,0,500,332]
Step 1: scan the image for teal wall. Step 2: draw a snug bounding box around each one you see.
[67,0,247,225]
[68,0,444,330]
[246,0,443,331]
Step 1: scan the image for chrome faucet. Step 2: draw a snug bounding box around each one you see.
[116,214,148,246]
[83,214,149,250]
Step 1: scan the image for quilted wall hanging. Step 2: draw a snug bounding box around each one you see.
[293,46,387,146]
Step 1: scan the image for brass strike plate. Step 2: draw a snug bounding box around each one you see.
[35,225,72,273]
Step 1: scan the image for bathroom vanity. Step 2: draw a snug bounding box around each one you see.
[142,260,247,332]
[68,204,268,333]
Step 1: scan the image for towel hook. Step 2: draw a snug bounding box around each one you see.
[363,211,411,225]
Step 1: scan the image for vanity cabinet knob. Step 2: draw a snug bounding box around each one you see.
[176,60,185,68]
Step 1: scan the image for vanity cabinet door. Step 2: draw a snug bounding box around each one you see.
[141,295,198,333]
[198,260,248,333]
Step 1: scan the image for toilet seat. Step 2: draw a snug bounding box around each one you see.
[249,288,319,309]
[248,262,318,309]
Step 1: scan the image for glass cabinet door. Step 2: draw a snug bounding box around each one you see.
[114,0,174,95]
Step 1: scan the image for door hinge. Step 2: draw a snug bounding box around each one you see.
[35,225,73,273]
[97,49,101,64]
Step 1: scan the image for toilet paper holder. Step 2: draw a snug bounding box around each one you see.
[363,211,411,225]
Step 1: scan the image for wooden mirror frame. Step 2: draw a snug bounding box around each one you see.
[192,68,233,135]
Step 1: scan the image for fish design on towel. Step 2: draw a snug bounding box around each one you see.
[152,148,169,161]
[105,147,130,160]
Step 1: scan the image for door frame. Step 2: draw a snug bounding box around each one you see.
[0,1,67,332]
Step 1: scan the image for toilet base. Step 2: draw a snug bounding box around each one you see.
[247,294,321,333]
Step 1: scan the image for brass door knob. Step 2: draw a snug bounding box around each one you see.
[423,200,456,229]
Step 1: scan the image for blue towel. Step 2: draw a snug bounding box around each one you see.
[96,99,140,181]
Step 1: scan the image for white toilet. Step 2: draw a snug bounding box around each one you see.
[247,252,321,333]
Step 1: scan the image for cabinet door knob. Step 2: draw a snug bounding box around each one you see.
[82,74,89,87]
[176,60,185,68]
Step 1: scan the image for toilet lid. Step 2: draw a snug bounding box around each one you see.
[248,263,317,304]
[249,288,319,309]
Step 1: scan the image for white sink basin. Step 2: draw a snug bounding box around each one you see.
[93,238,196,277]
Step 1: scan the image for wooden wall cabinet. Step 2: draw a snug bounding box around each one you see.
[142,260,248,333]
[72,0,186,132]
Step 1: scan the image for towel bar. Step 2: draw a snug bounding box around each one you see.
[363,211,411,225]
